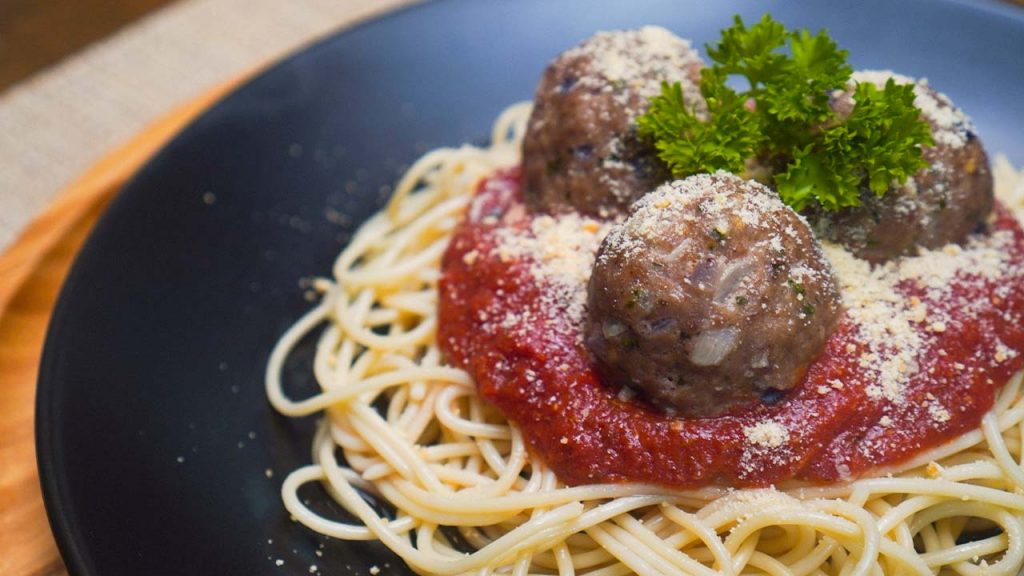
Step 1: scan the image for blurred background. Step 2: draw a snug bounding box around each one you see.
[0,0,411,250]
[0,0,1022,252]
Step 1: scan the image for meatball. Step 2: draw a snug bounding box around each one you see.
[522,27,705,219]
[586,173,842,417]
[814,71,993,263]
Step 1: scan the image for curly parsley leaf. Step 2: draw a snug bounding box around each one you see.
[636,80,761,176]
[841,80,934,196]
[636,14,933,212]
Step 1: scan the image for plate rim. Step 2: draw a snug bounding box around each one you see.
[33,1,444,573]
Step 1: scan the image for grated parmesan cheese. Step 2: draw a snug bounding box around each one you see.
[822,224,1018,405]
[492,213,612,330]
[562,26,703,116]
[928,401,952,424]
[743,420,790,448]
[996,340,1018,363]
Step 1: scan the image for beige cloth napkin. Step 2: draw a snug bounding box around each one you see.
[0,0,413,250]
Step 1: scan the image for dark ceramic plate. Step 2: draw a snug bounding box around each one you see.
[36,0,1024,574]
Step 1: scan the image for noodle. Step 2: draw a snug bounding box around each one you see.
[267,103,1024,575]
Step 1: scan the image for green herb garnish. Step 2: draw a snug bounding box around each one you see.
[626,286,648,309]
[636,14,934,212]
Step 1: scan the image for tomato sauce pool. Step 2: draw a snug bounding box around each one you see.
[438,169,1024,488]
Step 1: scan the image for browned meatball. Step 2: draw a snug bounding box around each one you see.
[522,27,705,219]
[586,173,842,417]
[814,71,993,263]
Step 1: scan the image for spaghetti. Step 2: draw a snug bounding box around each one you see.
[267,103,1024,575]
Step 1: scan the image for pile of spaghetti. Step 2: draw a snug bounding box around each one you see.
[267,103,1024,575]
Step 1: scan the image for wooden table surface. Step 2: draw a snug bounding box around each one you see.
[0,0,179,91]
[0,78,239,576]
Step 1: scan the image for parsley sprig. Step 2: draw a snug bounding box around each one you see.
[636,15,934,212]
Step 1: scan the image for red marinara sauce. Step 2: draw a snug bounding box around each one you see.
[438,169,1024,488]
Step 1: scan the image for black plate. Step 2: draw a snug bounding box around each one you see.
[37,0,1024,574]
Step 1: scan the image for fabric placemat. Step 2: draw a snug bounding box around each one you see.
[0,0,414,250]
